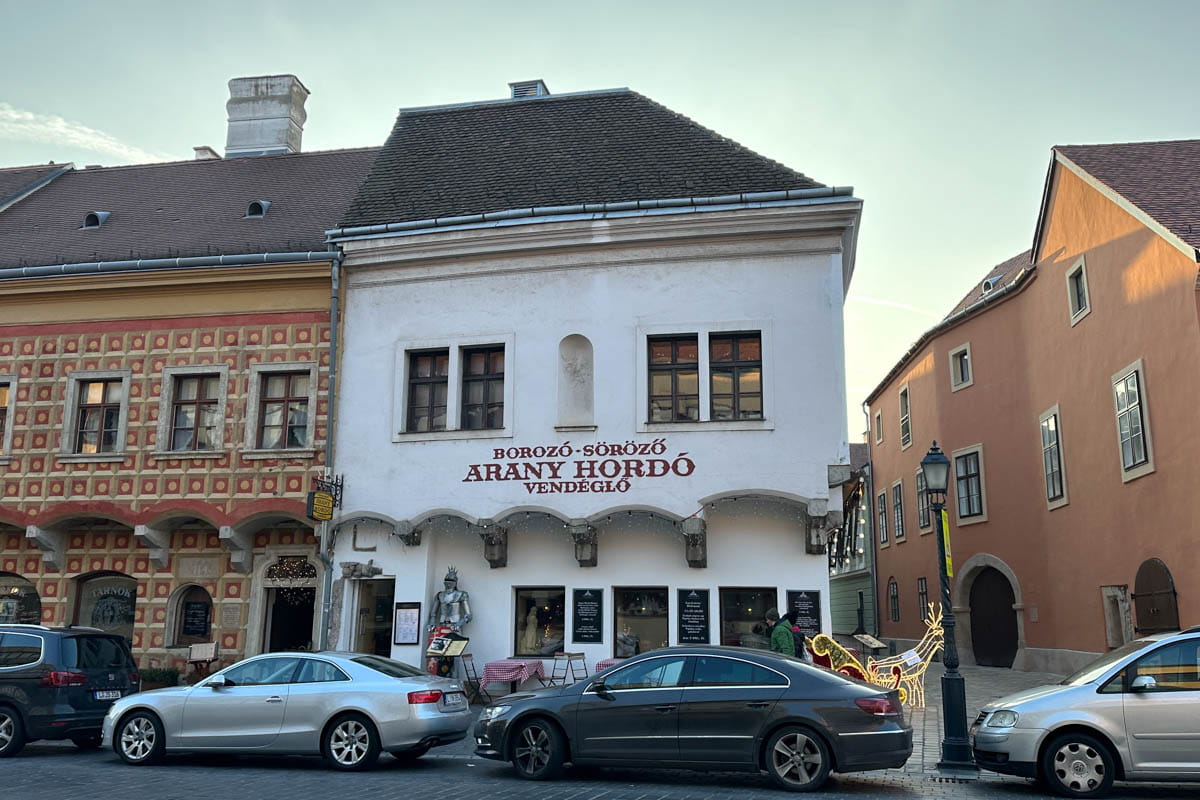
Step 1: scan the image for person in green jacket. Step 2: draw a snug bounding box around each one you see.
[767,608,796,657]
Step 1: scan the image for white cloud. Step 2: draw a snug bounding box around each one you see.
[0,102,172,164]
[848,294,942,318]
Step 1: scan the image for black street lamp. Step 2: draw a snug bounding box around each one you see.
[920,441,976,771]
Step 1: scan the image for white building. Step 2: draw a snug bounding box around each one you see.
[325,82,862,682]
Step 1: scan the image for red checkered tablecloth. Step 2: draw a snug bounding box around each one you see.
[595,657,625,672]
[482,658,545,686]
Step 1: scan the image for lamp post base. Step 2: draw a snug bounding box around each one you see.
[938,670,978,771]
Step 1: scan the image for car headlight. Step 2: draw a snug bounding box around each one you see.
[986,710,1019,727]
[479,705,510,721]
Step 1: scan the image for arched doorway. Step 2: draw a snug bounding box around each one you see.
[969,566,1018,667]
[1133,558,1179,634]
[0,572,41,625]
[75,572,137,642]
[262,555,318,652]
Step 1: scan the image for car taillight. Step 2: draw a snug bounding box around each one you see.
[129,671,140,685]
[407,690,444,704]
[41,671,89,688]
[855,696,901,717]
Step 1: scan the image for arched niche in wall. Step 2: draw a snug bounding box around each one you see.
[166,583,214,647]
[75,571,137,642]
[557,334,595,428]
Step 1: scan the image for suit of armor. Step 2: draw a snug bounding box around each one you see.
[430,567,472,633]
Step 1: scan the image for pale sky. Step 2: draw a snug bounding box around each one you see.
[3,0,1198,436]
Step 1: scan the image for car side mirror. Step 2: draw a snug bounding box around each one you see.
[591,679,610,696]
[1130,674,1157,692]
[206,675,229,689]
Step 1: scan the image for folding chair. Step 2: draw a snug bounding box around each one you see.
[545,652,570,687]
[567,652,589,683]
[459,653,492,704]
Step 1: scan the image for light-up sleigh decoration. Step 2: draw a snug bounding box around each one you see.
[808,604,944,707]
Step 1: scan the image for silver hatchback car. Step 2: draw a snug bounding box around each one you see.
[971,626,1200,797]
[102,651,472,770]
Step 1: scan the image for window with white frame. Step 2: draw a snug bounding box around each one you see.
[243,362,318,453]
[876,491,888,545]
[0,377,13,457]
[952,444,987,523]
[156,366,230,454]
[898,385,911,448]
[1039,405,1068,508]
[1066,258,1091,325]
[1112,360,1154,481]
[874,410,883,444]
[891,480,905,540]
[394,335,514,441]
[915,469,931,530]
[949,343,973,391]
[60,371,131,459]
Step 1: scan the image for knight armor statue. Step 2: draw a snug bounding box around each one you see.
[429,566,472,633]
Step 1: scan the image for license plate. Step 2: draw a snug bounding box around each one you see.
[442,692,465,708]
[94,690,121,701]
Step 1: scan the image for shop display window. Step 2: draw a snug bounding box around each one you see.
[514,587,566,656]
[354,579,395,657]
[75,572,137,642]
[719,587,777,649]
[613,586,669,657]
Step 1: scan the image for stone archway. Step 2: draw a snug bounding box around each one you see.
[1133,558,1180,634]
[244,547,322,656]
[952,553,1027,669]
[969,567,1018,667]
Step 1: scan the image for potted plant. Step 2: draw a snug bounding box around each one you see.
[138,667,181,690]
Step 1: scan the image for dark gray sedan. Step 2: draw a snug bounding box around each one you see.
[474,646,911,791]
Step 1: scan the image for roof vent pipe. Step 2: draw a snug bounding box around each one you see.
[224,74,309,158]
[509,79,550,99]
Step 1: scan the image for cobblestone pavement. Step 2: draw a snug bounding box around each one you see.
[2,664,1195,799]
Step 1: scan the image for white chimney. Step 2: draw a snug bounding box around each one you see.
[193,146,221,160]
[224,75,309,158]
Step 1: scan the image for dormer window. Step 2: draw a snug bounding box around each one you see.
[81,211,110,229]
[245,200,271,218]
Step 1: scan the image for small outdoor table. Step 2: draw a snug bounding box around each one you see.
[482,657,546,695]
[595,657,626,673]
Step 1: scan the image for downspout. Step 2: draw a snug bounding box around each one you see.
[862,401,880,638]
[317,248,344,650]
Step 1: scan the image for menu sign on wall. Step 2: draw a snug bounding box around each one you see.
[787,590,822,639]
[572,589,603,643]
[677,588,710,644]
[181,601,211,638]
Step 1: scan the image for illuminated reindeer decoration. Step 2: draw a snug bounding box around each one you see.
[808,604,944,707]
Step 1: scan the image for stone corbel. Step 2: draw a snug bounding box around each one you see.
[340,559,383,580]
[218,525,254,574]
[681,517,707,568]
[476,518,508,569]
[392,520,421,547]
[568,520,597,567]
[133,523,180,569]
[26,525,66,571]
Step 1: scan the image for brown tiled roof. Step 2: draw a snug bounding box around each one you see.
[1056,140,1200,251]
[0,148,380,269]
[0,164,66,208]
[341,89,823,228]
[944,250,1032,318]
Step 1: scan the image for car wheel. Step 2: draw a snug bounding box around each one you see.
[1041,732,1116,798]
[389,744,430,762]
[323,713,381,771]
[70,733,103,750]
[765,726,832,792]
[115,711,165,765]
[0,707,26,758]
[509,718,565,781]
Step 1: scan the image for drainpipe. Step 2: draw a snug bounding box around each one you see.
[862,401,880,639]
[317,248,344,650]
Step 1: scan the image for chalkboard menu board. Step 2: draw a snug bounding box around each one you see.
[572,589,603,643]
[677,588,710,644]
[182,601,211,638]
[787,590,822,639]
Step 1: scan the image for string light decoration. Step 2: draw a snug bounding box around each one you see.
[266,556,318,606]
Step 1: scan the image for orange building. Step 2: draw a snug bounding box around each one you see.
[866,139,1200,674]
[0,75,377,671]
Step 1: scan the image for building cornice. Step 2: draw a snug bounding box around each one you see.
[0,260,331,297]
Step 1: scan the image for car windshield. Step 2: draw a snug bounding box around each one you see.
[353,655,427,679]
[1059,639,1155,686]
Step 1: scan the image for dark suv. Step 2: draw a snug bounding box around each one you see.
[0,624,140,756]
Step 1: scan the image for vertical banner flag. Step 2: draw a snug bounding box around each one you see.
[941,509,953,577]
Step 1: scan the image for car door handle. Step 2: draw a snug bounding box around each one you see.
[266,696,284,703]
[654,705,676,713]
[746,701,770,709]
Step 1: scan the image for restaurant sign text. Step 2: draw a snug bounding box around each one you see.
[462,439,696,495]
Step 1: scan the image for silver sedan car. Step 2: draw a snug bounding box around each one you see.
[102,651,472,770]
[971,626,1200,797]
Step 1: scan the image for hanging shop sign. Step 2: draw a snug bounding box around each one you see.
[461,439,696,495]
[677,588,710,644]
[572,588,603,644]
[787,590,822,639]
[306,474,344,521]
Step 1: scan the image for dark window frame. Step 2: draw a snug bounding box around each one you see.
[257,371,310,449]
[1114,371,1148,471]
[0,381,9,449]
[648,335,700,423]
[916,471,931,528]
[74,378,123,454]
[892,482,905,540]
[888,578,900,623]
[513,585,566,658]
[407,349,450,433]
[709,332,762,421]
[955,451,983,518]
[876,492,888,544]
[169,374,221,452]
[917,577,928,617]
[1041,412,1065,501]
[460,346,505,431]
